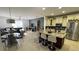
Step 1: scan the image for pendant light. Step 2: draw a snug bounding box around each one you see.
[9,7,11,19]
[7,7,15,23]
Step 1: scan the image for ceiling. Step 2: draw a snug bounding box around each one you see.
[0,7,79,19]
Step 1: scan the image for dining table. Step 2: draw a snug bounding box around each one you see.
[1,33,22,47]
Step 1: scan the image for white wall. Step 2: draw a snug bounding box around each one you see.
[0,16,12,28]
[12,19,29,31]
[22,19,29,28]
[12,20,23,28]
[22,19,29,30]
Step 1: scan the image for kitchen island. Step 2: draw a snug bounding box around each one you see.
[39,31,66,50]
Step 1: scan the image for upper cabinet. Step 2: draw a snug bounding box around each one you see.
[44,13,79,27]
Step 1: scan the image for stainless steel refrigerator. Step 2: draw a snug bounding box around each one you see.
[66,20,79,40]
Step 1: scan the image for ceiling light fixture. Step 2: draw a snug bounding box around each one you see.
[7,8,15,23]
[51,13,54,15]
[62,11,66,13]
[58,7,62,9]
[42,8,46,10]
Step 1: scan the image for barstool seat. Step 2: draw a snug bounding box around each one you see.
[41,34,46,39]
[47,36,56,51]
[41,34,48,46]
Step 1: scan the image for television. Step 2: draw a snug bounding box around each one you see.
[7,19,15,23]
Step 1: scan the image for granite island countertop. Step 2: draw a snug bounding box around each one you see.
[39,31,66,38]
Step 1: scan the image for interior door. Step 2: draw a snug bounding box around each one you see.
[37,20,40,31]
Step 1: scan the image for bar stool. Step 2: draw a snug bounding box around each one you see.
[47,36,56,51]
[41,34,48,46]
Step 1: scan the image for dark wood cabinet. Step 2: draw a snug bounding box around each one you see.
[39,32,65,49]
[54,37,64,49]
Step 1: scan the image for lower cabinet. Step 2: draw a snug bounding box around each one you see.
[54,37,64,49]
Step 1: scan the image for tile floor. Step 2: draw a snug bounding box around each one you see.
[0,31,79,51]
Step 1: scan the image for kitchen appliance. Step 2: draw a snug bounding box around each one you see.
[55,23,62,32]
[66,20,79,40]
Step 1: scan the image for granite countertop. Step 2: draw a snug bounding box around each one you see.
[39,31,66,38]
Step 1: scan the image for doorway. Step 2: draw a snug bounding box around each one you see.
[37,20,40,31]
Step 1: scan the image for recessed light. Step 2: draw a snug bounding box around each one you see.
[62,11,66,13]
[58,7,62,9]
[51,13,54,15]
[42,8,46,10]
